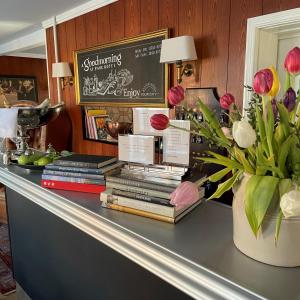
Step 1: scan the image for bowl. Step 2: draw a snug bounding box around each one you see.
[104,121,132,139]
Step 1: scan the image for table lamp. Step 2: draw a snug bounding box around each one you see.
[52,62,73,90]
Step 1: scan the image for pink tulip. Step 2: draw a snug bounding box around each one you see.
[150,114,169,130]
[253,68,273,95]
[167,85,185,106]
[220,93,235,110]
[284,47,300,75]
[170,181,199,209]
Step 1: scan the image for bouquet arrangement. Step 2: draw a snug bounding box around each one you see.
[150,47,300,240]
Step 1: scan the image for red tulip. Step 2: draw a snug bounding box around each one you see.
[150,114,169,130]
[170,181,199,209]
[253,68,273,95]
[284,47,300,75]
[220,93,235,110]
[167,85,185,106]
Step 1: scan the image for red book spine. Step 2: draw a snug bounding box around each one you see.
[41,180,106,194]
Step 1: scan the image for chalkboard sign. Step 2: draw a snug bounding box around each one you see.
[74,29,169,107]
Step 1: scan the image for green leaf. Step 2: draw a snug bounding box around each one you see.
[277,103,291,137]
[234,147,255,174]
[265,101,275,163]
[245,175,280,237]
[278,136,293,176]
[209,167,231,182]
[256,105,269,156]
[275,210,283,244]
[208,170,242,200]
[198,157,243,170]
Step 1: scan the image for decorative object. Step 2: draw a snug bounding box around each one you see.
[74,29,169,107]
[160,36,197,83]
[52,62,73,90]
[0,76,38,105]
[104,121,132,139]
[151,46,300,267]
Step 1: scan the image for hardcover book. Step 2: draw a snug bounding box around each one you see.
[46,161,124,174]
[42,174,105,185]
[43,169,104,180]
[41,180,106,194]
[106,175,175,193]
[101,188,205,218]
[53,154,117,169]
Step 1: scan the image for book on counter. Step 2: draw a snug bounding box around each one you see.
[101,189,204,223]
[53,154,117,169]
[106,175,175,193]
[42,180,105,194]
[41,174,105,185]
[43,169,105,180]
[45,161,124,175]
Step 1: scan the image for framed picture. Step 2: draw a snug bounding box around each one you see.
[0,76,38,105]
[74,29,169,107]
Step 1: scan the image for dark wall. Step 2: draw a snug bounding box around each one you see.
[46,0,300,155]
[0,56,48,103]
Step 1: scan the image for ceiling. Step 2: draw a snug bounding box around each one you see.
[0,0,94,57]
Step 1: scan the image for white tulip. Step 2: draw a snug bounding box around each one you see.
[280,190,300,218]
[232,120,256,148]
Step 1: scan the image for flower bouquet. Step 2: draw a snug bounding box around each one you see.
[151,47,300,266]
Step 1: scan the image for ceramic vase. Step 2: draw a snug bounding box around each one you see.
[232,174,300,267]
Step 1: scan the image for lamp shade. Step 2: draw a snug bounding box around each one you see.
[160,36,197,64]
[52,62,72,78]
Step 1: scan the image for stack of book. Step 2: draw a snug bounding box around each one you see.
[101,166,205,223]
[41,154,122,194]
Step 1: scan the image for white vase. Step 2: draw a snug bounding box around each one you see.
[232,174,300,267]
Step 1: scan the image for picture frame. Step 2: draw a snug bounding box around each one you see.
[0,76,38,106]
[74,29,169,107]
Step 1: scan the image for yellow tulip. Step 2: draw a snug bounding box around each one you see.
[267,66,280,97]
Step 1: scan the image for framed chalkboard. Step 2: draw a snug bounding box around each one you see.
[74,29,169,107]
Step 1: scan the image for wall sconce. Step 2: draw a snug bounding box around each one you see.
[52,62,73,90]
[160,36,197,84]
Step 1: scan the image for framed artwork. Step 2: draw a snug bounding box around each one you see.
[0,76,38,106]
[74,29,169,107]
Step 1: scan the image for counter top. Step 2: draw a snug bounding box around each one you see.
[0,165,299,300]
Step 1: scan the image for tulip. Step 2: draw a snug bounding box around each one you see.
[167,85,185,106]
[220,93,235,110]
[268,66,280,97]
[150,114,169,130]
[253,68,273,95]
[284,47,300,75]
[280,190,300,218]
[232,120,256,148]
[170,181,199,209]
[283,87,296,112]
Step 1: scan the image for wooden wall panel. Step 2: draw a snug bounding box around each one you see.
[125,0,141,37]
[97,6,111,43]
[201,0,230,96]
[0,56,48,104]
[45,0,300,156]
[140,0,158,33]
[227,0,263,108]
[178,0,203,88]
[110,1,125,41]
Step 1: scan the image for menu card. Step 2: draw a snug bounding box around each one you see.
[118,135,155,165]
[163,120,190,166]
[132,108,169,136]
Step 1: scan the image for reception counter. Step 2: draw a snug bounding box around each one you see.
[0,165,299,300]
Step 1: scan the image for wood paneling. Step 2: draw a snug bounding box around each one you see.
[201,0,230,96]
[141,0,158,33]
[125,0,141,37]
[227,0,263,108]
[45,0,300,156]
[0,56,48,103]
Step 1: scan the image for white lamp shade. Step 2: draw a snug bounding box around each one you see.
[52,62,72,78]
[160,36,197,64]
